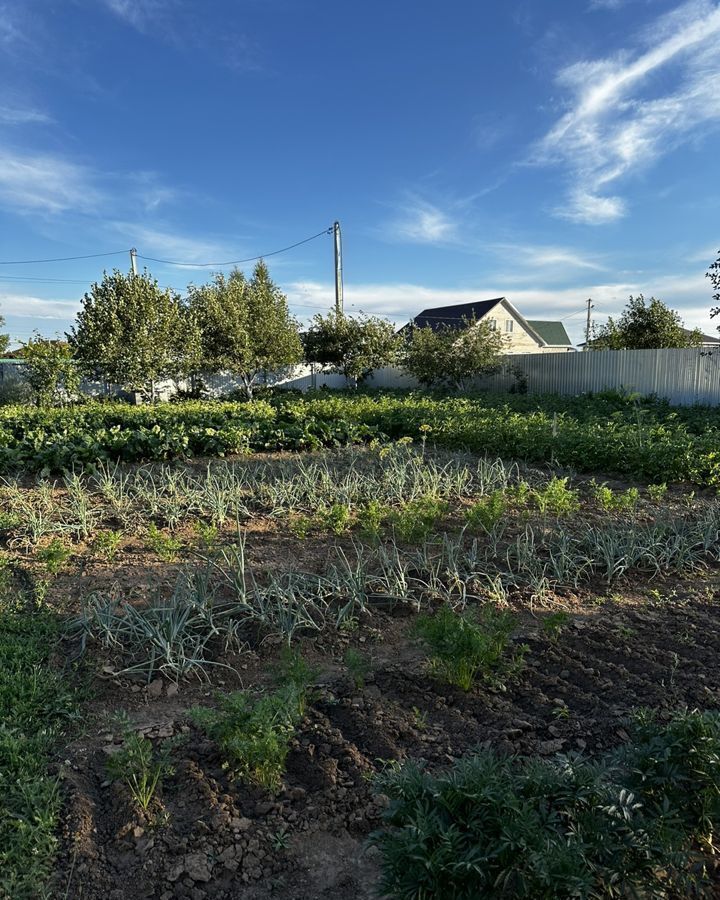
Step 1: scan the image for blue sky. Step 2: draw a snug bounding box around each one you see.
[0,0,719,348]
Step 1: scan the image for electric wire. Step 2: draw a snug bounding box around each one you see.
[136,227,333,268]
[0,250,130,266]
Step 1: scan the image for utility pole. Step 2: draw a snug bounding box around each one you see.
[584,298,594,349]
[333,221,343,315]
[130,247,138,276]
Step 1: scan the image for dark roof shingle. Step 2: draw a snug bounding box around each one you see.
[410,298,503,331]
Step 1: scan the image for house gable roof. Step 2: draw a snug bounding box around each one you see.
[410,298,504,331]
[526,320,572,347]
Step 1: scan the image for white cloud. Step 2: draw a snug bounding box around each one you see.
[385,199,458,245]
[0,105,51,125]
[100,0,173,32]
[0,150,103,214]
[110,223,234,267]
[287,268,719,346]
[537,0,720,224]
[491,242,605,271]
[0,294,80,320]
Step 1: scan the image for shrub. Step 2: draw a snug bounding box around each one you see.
[371,748,688,900]
[414,604,525,691]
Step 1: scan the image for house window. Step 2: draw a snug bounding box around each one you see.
[505,320,514,333]
[488,319,497,330]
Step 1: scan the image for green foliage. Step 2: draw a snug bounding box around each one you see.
[0,605,77,898]
[192,520,219,551]
[541,611,571,643]
[371,710,720,900]
[357,498,385,539]
[92,529,123,561]
[315,502,351,535]
[188,262,303,398]
[20,334,80,407]
[709,248,720,319]
[303,310,400,382]
[533,476,579,517]
[464,490,505,532]
[106,728,174,812]
[647,482,668,502]
[590,295,702,350]
[69,269,199,397]
[145,523,183,561]
[189,682,308,791]
[403,318,506,390]
[390,496,449,542]
[344,647,370,690]
[0,312,8,357]
[35,537,72,573]
[414,604,524,691]
[592,482,639,513]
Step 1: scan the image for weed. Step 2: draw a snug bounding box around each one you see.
[344,647,371,690]
[316,502,351,535]
[411,706,428,731]
[36,537,72,574]
[648,482,668,502]
[390,496,449,542]
[533,476,579,517]
[106,729,173,813]
[464,490,505,533]
[414,604,525,691]
[541,611,570,643]
[193,520,220,551]
[357,499,385,540]
[146,523,183,562]
[592,481,640,513]
[92,529,123,561]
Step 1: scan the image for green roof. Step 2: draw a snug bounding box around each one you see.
[526,320,572,346]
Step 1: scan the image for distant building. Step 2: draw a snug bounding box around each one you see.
[404,297,574,354]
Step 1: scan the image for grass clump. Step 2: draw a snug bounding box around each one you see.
[414,604,525,691]
[371,709,720,899]
[0,603,77,898]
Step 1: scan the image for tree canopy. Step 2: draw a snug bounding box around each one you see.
[21,334,79,407]
[590,295,702,350]
[68,269,198,398]
[0,313,9,357]
[708,250,720,322]
[403,318,507,390]
[187,261,302,398]
[303,310,400,382]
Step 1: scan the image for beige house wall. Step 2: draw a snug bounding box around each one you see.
[485,305,572,354]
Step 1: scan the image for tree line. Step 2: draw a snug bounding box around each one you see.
[1,248,719,407]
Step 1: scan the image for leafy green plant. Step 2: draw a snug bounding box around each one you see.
[92,529,123,561]
[357,499,385,540]
[533,476,579,517]
[106,729,174,813]
[648,482,668,502]
[370,718,712,900]
[315,502,351,535]
[35,537,72,574]
[344,647,371,690]
[541,610,571,643]
[193,520,219,551]
[592,481,640,513]
[464,490,505,532]
[390,496,449,542]
[189,684,306,791]
[414,604,525,691]
[146,523,183,561]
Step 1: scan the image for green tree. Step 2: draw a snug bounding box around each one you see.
[0,313,9,357]
[708,249,720,321]
[188,261,302,398]
[21,334,80,407]
[68,269,198,399]
[590,295,702,350]
[403,318,507,390]
[303,310,400,383]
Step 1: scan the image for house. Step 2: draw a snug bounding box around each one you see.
[405,297,574,354]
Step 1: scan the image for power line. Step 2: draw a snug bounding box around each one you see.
[0,250,130,266]
[136,227,333,268]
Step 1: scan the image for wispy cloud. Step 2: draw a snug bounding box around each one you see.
[490,242,604,272]
[0,294,80,320]
[109,223,234,267]
[536,0,720,224]
[384,197,459,245]
[0,105,51,125]
[0,149,103,214]
[100,0,174,33]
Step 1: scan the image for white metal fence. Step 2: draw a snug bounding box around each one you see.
[3,348,720,405]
